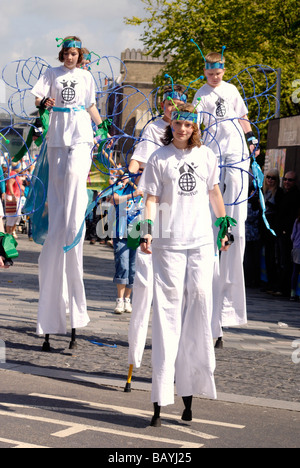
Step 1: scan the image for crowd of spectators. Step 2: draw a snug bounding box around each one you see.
[2,159,300,305]
[244,169,300,301]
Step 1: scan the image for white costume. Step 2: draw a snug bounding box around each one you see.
[128,118,168,367]
[32,66,95,335]
[139,143,219,406]
[193,81,249,337]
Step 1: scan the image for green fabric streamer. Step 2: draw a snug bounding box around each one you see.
[96,118,112,153]
[95,118,112,137]
[13,109,49,163]
[215,216,237,250]
[0,233,19,259]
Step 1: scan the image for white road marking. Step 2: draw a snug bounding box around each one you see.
[17,405,218,441]
[0,393,245,448]
[30,393,245,429]
[163,424,218,440]
[0,437,48,448]
[0,404,201,448]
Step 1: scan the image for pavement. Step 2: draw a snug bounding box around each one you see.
[0,234,300,412]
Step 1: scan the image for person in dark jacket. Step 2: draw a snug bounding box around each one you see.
[261,169,284,293]
[276,171,300,296]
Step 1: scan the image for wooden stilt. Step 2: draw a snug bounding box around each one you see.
[124,364,133,392]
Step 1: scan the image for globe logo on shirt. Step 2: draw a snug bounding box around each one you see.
[215,97,226,117]
[178,164,197,192]
[60,80,77,102]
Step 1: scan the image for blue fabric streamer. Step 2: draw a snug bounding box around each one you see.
[23,141,49,245]
[251,158,276,236]
[90,340,117,348]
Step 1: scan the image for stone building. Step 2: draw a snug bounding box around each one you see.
[104,48,167,162]
[119,48,167,136]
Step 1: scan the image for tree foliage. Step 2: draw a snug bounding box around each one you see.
[126,0,300,120]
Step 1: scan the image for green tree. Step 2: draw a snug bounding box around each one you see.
[126,0,300,123]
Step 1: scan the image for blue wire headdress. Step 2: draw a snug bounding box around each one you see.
[190,39,226,70]
[169,96,201,123]
[171,111,198,123]
[83,51,101,66]
[56,38,82,49]
[163,74,188,103]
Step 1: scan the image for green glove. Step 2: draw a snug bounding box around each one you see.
[127,219,154,250]
[95,118,112,138]
[215,216,237,250]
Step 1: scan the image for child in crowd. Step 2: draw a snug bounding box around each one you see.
[110,180,143,314]
[138,103,232,426]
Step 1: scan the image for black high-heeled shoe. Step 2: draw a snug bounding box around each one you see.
[150,402,161,427]
[182,395,193,421]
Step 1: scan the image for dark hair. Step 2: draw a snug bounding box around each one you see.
[163,84,188,100]
[161,103,201,149]
[58,36,83,64]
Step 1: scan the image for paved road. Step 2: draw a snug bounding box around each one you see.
[0,235,299,449]
[0,370,299,449]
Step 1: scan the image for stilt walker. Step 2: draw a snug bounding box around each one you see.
[126,85,188,389]
[137,103,233,425]
[31,36,103,350]
[191,43,260,345]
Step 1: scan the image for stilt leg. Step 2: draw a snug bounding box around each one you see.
[124,364,133,393]
[215,337,224,349]
[150,402,161,427]
[42,334,51,352]
[69,328,77,350]
[182,395,193,421]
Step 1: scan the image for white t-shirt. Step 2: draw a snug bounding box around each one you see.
[192,81,249,156]
[31,66,96,147]
[131,118,168,167]
[138,143,219,249]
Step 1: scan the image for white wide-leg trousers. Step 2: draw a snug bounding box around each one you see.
[128,249,153,368]
[212,154,249,337]
[37,144,92,335]
[151,245,217,407]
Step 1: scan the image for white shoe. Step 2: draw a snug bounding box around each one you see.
[124,298,132,313]
[114,298,124,315]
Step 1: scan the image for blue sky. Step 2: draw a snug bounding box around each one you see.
[0,0,146,103]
